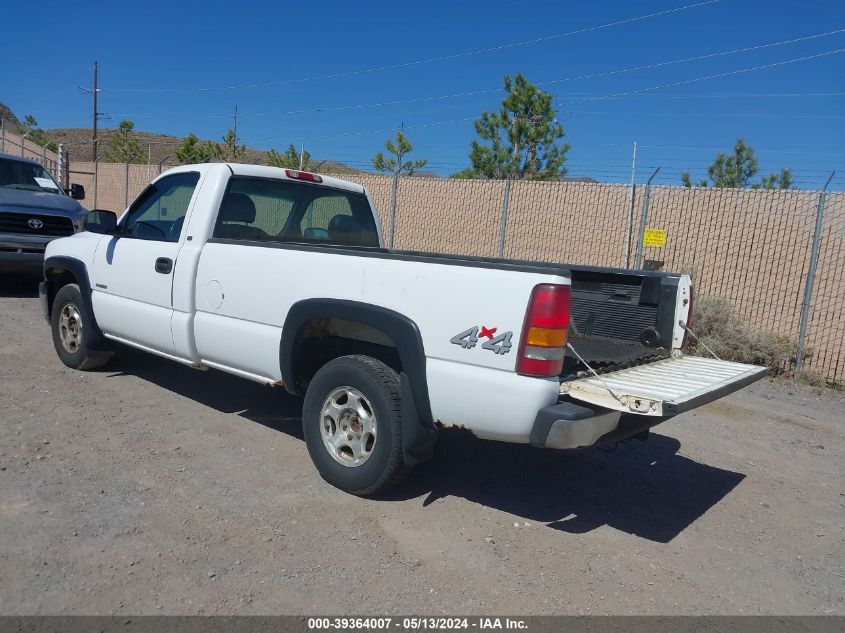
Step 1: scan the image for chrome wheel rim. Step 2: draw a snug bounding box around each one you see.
[320,386,377,467]
[58,302,83,354]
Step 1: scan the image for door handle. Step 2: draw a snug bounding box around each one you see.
[155,257,173,274]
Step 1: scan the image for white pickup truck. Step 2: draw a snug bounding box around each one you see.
[40,163,767,495]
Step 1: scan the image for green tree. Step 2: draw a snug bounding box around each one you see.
[175,133,215,164]
[450,167,478,179]
[755,168,793,190]
[18,114,58,152]
[268,144,311,170]
[211,129,246,162]
[469,73,569,180]
[106,119,144,163]
[372,131,427,176]
[681,138,792,189]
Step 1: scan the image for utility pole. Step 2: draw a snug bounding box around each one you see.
[233,105,238,140]
[92,61,98,162]
[299,143,305,170]
[79,61,103,162]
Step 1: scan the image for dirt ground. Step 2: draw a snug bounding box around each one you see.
[0,274,842,616]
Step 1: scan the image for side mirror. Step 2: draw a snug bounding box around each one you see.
[68,183,86,200]
[84,210,118,234]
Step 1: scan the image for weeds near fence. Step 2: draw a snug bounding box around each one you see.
[795,370,845,391]
[689,296,798,374]
[689,295,845,389]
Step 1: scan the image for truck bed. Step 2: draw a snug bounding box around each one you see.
[299,244,686,377]
[381,249,685,377]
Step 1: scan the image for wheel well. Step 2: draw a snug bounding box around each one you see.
[291,318,401,391]
[44,267,78,317]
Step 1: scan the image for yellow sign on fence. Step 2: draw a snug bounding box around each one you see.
[643,228,667,248]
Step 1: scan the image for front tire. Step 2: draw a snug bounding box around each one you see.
[50,283,110,371]
[302,355,410,495]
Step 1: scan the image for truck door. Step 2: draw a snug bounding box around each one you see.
[91,172,201,356]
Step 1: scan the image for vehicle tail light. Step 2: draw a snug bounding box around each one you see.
[285,169,323,183]
[516,283,571,377]
[681,284,695,349]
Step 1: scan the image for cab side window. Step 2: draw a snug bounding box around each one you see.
[123,172,200,242]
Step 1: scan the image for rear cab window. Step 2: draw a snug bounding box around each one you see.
[212,177,379,247]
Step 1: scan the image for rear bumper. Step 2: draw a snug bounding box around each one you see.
[530,400,623,449]
[530,400,673,449]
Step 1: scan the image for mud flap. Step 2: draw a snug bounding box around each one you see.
[400,372,437,465]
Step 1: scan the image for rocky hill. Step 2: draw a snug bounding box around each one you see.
[46,127,360,174]
[0,101,21,128]
[1,100,359,173]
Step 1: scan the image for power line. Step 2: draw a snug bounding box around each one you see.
[100,0,719,93]
[109,29,845,121]
[561,110,845,119]
[247,44,845,142]
[558,47,845,106]
[541,28,845,89]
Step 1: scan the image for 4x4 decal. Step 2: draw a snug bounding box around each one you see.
[450,326,513,355]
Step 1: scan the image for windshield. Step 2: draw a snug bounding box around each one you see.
[0,158,62,194]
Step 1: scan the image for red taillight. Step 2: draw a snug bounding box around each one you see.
[285,169,323,183]
[517,283,571,377]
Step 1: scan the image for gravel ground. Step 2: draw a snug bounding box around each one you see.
[0,275,842,615]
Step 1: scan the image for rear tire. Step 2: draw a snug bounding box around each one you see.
[50,283,111,371]
[302,355,410,495]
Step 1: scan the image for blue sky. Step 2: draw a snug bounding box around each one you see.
[2,0,844,188]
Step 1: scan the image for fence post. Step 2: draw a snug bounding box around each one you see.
[624,141,637,268]
[0,119,5,153]
[388,173,399,248]
[625,183,637,268]
[795,171,836,376]
[634,167,660,270]
[57,145,64,189]
[125,161,130,208]
[498,178,512,258]
[93,160,98,210]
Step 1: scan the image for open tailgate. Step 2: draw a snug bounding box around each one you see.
[561,356,768,417]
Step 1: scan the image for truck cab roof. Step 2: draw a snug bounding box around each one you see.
[164,162,366,195]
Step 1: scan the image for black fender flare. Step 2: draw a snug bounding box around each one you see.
[280,298,436,465]
[43,256,109,354]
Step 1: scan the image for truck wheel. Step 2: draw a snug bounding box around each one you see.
[302,355,410,496]
[51,284,110,371]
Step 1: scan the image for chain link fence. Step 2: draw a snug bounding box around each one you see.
[0,120,68,186]
[66,160,845,384]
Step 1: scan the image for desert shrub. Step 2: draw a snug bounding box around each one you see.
[688,296,798,373]
[795,370,844,391]
[796,369,827,388]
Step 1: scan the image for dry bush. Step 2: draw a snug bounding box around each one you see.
[689,296,798,373]
[795,370,845,391]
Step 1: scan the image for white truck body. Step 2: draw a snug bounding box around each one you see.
[41,163,766,494]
